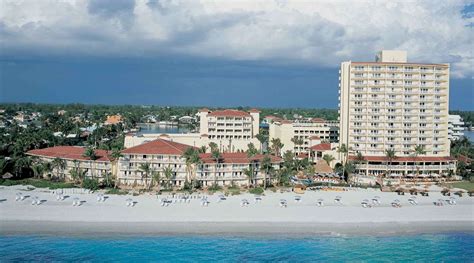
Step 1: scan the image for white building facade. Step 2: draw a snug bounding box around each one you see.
[448,114,465,141]
[338,50,456,177]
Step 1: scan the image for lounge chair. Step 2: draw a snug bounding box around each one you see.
[279,199,287,208]
[240,199,249,207]
[372,196,381,205]
[294,196,302,203]
[391,200,401,208]
[434,199,444,206]
[408,196,418,205]
[446,197,456,205]
[72,197,80,206]
[254,195,262,203]
[334,196,342,204]
[361,200,372,208]
[316,199,324,207]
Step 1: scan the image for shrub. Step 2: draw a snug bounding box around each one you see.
[208,184,222,192]
[249,187,264,195]
[82,178,99,190]
[105,188,128,195]
[0,179,76,189]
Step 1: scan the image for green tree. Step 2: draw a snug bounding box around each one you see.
[322,154,335,166]
[246,143,258,158]
[337,144,350,180]
[163,166,174,189]
[256,133,267,153]
[385,149,397,178]
[270,138,284,157]
[51,157,66,181]
[260,155,273,189]
[413,145,426,177]
[211,148,222,187]
[83,146,97,179]
[139,162,152,190]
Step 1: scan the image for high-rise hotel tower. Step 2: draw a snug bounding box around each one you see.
[338,50,456,176]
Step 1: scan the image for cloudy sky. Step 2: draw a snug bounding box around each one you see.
[1,0,473,109]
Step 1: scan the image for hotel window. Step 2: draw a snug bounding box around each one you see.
[388,66,398,71]
[354,66,365,70]
[391,80,396,85]
[404,81,412,85]
[370,144,377,148]
[404,137,411,141]
[405,67,413,71]
[404,124,412,127]
[404,130,411,134]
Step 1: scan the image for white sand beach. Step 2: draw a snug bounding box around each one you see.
[0,186,473,235]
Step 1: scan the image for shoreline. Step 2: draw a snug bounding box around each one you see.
[1,220,473,237]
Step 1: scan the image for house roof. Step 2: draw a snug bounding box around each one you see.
[348,155,455,162]
[248,109,261,113]
[309,143,332,151]
[105,115,122,125]
[198,108,210,112]
[121,139,195,155]
[311,118,326,123]
[27,146,111,162]
[199,152,282,164]
[208,109,250,117]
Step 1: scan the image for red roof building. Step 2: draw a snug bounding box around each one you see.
[27,146,111,162]
[121,139,195,155]
[207,109,251,117]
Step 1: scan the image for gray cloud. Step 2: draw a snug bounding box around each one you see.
[0,0,472,78]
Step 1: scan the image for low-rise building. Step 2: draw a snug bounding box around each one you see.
[269,118,339,155]
[27,146,113,180]
[124,109,262,152]
[104,115,123,125]
[448,115,465,141]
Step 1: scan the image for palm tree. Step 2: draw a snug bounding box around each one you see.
[385,149,397,177]
[198,145,207,154]
[322,154,335,166]
[413,145,426,177]
[138,162,152,190]
[256,133,266,153]
[243,165,255,188]
[30,159,45,179]
[152,170,161,191]
[291,137,304,154]
[209,142,218,152]
[337,144,350,180]
[110,148,122,188]
[270,138,284,157]
[246,143,258,158]
[354,152,365,175]
[182,147,200,185]
[211,148,222,187]
[14,156,31,178]
[83,146,97,179]
[51,157,66,181]
[260,155,273,189]
[163,166,174,189]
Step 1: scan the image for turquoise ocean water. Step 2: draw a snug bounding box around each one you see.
[1,233,473,262]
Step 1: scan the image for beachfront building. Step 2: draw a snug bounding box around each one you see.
[117,139,282,187]
[269,118,339,155]
[26,146,114,180]
[197,152,282,187]
[448,114,465,141]
[124,109,262,152]
[338,50,456,177]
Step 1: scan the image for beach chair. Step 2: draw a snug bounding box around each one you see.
[316,199,324,207]
[15,192,23,201]
[408,197,418,205]
[447,197,456,205]
[361,200,372,208]
[294,196,302,203]
[391,200,401,208]
[334,196,342,204]
[279,199,287,208]
[72,197,80,206]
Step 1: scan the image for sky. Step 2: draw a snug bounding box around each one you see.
[0,0,473,110]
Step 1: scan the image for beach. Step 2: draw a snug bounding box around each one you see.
[0,186,472,236]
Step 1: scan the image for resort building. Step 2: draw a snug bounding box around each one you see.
[27,146,114,180]
[124,109,262,152]
[117,139,282,187]
[269,118,339,155]
[448,114,465,141]
[338,50,456,177]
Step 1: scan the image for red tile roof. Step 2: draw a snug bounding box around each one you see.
[27,146,111,162]
[348,155,455,162]
[248,109,261,113]
[208,109,250,117]
[311,118,326,123]
[456,155,472,164]
[121,139,195,155]
[199,152,282,164]
[198,108,210,112]
[309,143,332,151]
